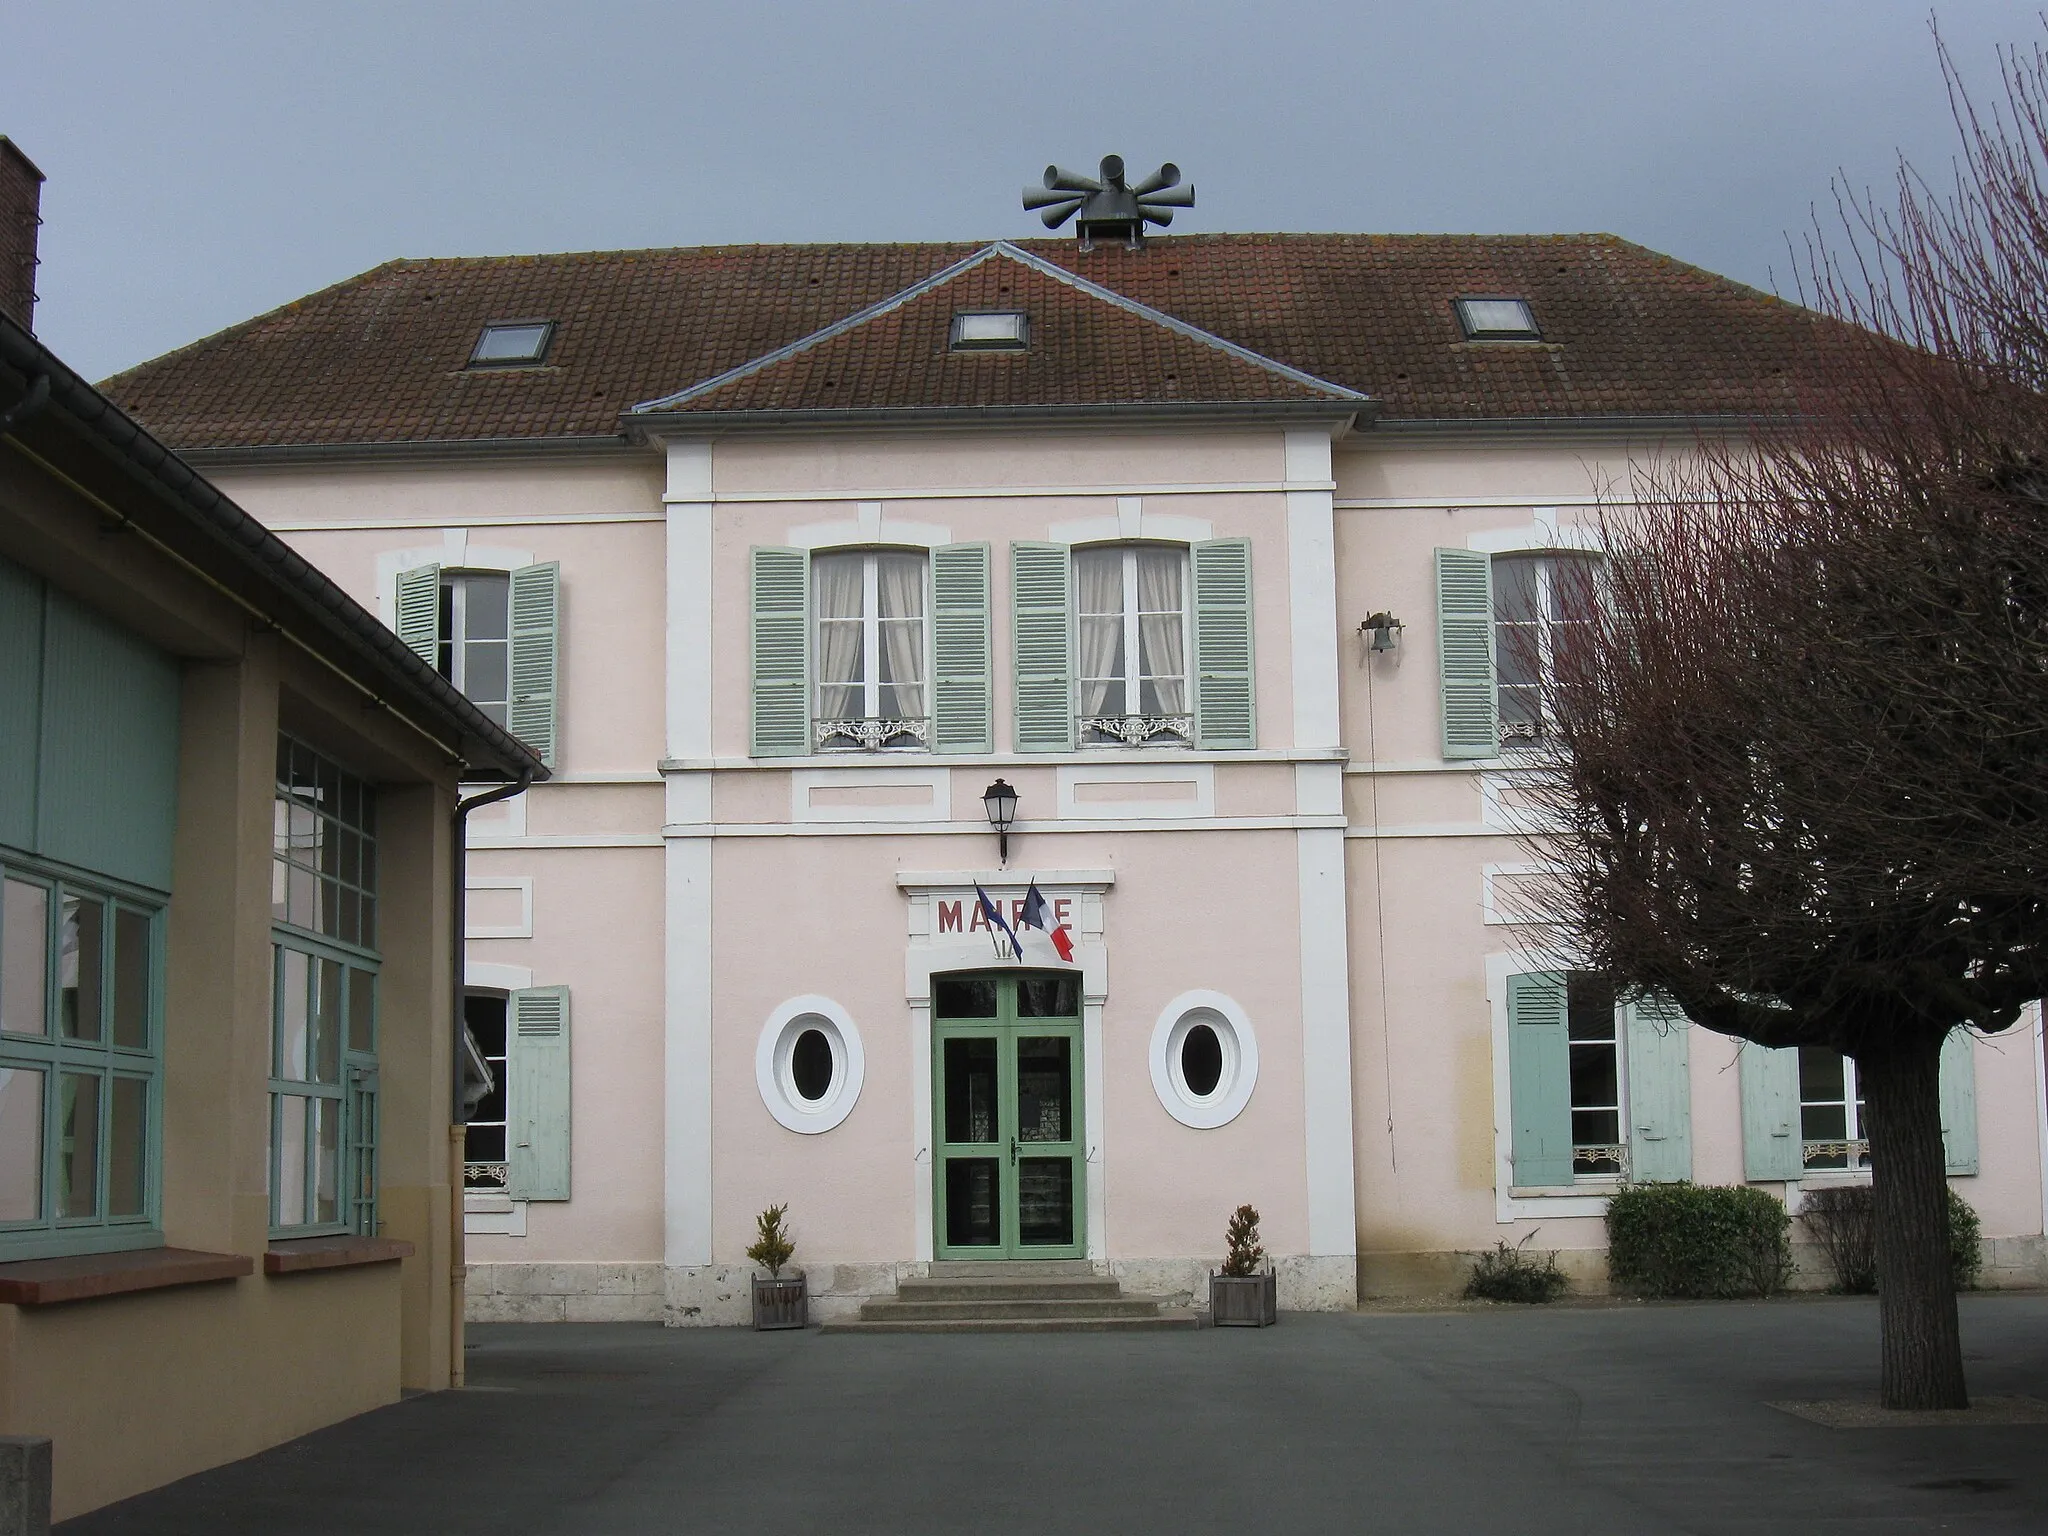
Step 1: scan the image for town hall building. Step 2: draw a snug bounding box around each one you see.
[99,184,2048,1321]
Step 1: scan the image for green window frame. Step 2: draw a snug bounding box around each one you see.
[269,736,381,1239]
[0,854,165,1260]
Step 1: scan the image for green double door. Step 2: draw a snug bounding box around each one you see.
[933,971,1085,1261]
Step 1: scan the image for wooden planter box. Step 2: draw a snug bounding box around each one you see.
[1209,1270,1277,1327]
[751,1273,808,1331]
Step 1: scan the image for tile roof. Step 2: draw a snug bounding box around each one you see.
[100,233,1855,449]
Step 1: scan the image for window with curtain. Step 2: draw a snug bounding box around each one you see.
[1492,552,1600,746]
[1074,545,1190,746]
[812,549,929,750]
[1798,1048,1870,1171]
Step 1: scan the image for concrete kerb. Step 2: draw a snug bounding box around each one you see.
[0,1436,51,1536]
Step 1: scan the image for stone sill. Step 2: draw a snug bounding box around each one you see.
[265,1235,415,1275]
[0,1246,254,1306]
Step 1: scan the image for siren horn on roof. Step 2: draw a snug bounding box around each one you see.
[1023,155,1193,249]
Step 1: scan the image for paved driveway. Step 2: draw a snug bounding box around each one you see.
[63,1294,2048,1534]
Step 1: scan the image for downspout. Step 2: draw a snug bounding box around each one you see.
[447,769,533,1389]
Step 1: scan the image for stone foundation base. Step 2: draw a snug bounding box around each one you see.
[1359,1235,2048,1303]
[1110,1255,1357,1312]
[465,1262,665,1322]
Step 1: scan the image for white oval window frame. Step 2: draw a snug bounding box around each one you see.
[756,996,865,1134]
[1149,990,1258,1129]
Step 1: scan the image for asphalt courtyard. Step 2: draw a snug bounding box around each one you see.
[62,1294,2048,1535]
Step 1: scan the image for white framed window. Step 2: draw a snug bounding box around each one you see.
[439,571,511,728]
[1798,1047,1870,1171]
[462,992,511,1191]
[1075,544,1190,746]
[1565,973,1625,1177]
[812,549,929,751]
[756,996,865,1134]
[1491,551,1601,748]
[1148,990,1258,1129]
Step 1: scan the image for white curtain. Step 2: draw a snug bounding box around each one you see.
[1074,549,1126,717]
[812,553,863,720]
[876,553,926,719]
[1135,549,1185,714]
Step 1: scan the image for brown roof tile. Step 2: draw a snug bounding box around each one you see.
[100,234,1852,449]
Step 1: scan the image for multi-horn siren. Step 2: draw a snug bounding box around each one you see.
[1023,155,1194,249]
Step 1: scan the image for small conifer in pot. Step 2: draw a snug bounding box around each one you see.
[747,1203,807,1330]
[1210,1203,1277,1325]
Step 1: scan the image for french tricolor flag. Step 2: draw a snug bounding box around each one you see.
[1018,880,1074,963]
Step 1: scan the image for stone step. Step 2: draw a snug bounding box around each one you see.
[893,1277,1124,1303]
[859,1296,1167,1322]
[821,1309,1201,1335]
[926,1259,1097,1277]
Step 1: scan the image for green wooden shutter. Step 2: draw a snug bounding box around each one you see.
[1738,1043,1803,1181]
[508,562,560,768]
[1436,548,1498,760]
[1938,1029,1979,1176]
[930,543,992,754]
[1012,542,1073,752]
[1192,538,1256,749]
[750,547,810,758]
[395,563,442,667]
[1625,993,1693,1183]
[1507,971,1574,1186]
[507,985,571,1201]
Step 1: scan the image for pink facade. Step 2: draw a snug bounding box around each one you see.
[200,419,2048,1321]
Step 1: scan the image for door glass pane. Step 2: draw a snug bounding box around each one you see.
[109,1077,146,1217]
[348,968,376,1053]
[463,572,510,640]
[313,957,343,1084]
[933,974,997,1018]
[276,948,310,1079]
[945,1158,1001,1247]
[0,1066,44,1220]
[1016,1037,1071,1143]
[59,895,104,1041]
[312,1097,341,1224]
[943,1037,999,1143]
[1,879,48,1036]
[59,1072,99,1218]
[1015,974,1079,1018]
[1017,1158,1074,1246]
[274,1095,308,1226]
[112,907,151,1048]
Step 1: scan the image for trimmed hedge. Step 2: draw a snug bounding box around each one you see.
[1605,1183,1792,1298]
[1801,1184,1983,1293]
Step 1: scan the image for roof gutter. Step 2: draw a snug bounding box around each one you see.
[177,434,635,471]
[624,399,1373,439]
[0,316,547,783]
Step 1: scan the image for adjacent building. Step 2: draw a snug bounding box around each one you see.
[0,138,545,1522]
[97,208,2048,1324]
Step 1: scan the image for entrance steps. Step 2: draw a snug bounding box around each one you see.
[821,1262,1199,1333]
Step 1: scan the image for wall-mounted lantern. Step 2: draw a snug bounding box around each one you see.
[981,778,1019,864]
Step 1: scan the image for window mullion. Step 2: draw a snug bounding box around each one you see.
[863,554,881,721]
[1122,550,1141,716]
[449,580,466,692]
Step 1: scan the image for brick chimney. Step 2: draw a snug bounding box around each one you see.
[0,137,46,332]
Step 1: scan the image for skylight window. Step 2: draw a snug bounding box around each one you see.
[1454,298,1541,341]
[469,321,555,367]
[950,311,1029,351]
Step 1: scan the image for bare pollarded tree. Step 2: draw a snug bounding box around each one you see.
[1530,27,2048,1410]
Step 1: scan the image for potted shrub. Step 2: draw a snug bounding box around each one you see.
[1209,1203,1278,1326]
[747,1203,807,1330]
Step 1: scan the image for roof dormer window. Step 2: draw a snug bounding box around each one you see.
[1454,298,1541,341]
[949,312,1029,351]
[468,321,555,367]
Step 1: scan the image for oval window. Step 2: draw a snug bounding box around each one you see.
[790,1028,835,1102]
[1180,1022,1224,1097]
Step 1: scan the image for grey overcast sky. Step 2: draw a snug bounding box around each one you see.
[5,1,2046,381]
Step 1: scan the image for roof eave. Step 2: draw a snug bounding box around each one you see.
[624,399,1374,438]
[0,317,550,784]
[176,434,635,471]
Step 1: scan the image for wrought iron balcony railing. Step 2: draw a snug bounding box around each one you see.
[814,716,930,751]
[1078,713,1193,747]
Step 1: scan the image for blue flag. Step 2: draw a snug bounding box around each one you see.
[975,884,1021,957]
[1019,881,1049,933]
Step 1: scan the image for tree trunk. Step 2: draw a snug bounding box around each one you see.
[1857,1030,1967,1410]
